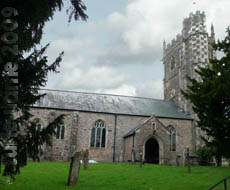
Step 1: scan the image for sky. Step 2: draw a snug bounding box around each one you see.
[41,0,230,99]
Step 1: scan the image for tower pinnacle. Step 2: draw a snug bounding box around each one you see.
[211,23,215,37]
[163,40,166,52]
[210,23,215,44]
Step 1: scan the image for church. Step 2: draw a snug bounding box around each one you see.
[30,11,215,165]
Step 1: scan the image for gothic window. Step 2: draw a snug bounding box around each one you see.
[170,56,175,70]
[168,125,177,151]
[56,124,65,140]
[152,122,156,131]
[61,125,65,139]
[90,119,106,148]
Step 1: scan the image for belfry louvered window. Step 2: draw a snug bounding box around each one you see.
[90,120,106,148]
[170,56,175,70]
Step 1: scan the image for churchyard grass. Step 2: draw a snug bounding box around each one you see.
[0,162,229,190]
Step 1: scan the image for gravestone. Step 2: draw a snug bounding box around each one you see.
[176,155,182,166]
[186,146,191,174]
[140,152,143,168]
[119,150,123,162]
[83,149,89,170]
[67,151,81,186]
[131,148,136,165]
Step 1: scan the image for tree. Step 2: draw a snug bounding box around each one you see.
[0,0,88,180]
[196,146,214,166]
[182,27,230,160]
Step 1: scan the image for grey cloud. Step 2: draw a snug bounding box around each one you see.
[135,80,163,99]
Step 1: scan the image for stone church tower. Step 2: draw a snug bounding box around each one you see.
[163,10,215,114]
[30,11,216,164]
[163,11,216,146]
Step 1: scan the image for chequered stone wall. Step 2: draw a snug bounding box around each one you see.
[163,11,216,149]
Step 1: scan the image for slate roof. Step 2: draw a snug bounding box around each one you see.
[33,89,192,120]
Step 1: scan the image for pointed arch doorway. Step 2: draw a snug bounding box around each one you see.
[145,138,159,164]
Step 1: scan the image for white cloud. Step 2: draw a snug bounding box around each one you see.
[45,0,230,98]
[136,80,163,99]
[98,0,230,66]
[46,36,105,67]
[96,84,136,96]
[54,66,130,90]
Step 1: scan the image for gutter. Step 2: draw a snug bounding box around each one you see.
[30,106,193,120]
[124,131,135,139]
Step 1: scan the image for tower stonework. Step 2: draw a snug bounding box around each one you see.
[163,11,216,147]
[163,11,215,113]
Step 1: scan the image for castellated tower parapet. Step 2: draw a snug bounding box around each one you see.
[163,34,183,55]
[182,11,206,38]
[163,10,216,115]
[163,11,216,148]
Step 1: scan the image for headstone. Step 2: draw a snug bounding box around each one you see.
[67,151,81,186]
[121,150,124,162]
[176,155,181,166]
[140,152,143,168]
[142,146,145,165]
[83,150,89,170]
[182,149,186,166]
[118,150,123,162]
[131,148,136,165]
[215,156,222,167]
[186,146,191,174]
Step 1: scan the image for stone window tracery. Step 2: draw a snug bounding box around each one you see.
[90,119,106,148]
[56,124,65,140]
[168,125,177,151]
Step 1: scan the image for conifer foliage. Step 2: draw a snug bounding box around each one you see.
[0,0,87,180]
[182,27,230,158]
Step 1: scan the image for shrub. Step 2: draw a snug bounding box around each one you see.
[196,146,214,166]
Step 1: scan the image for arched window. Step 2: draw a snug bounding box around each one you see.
[170,56,175,70]
[152,122,156,132]
[168,125,177,151]
[56,124,65,140]
[90,120,106,148]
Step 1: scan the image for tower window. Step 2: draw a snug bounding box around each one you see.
[170,89,176,98]
[90,120,106,148]
[170,56,175,70]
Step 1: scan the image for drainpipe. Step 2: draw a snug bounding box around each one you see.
[113,114,117,162]
[132,132,136,162]
[132,132,135,149]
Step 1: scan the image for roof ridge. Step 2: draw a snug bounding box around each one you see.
[124,115,155,138]
[36,88,192,120]
[40,88,170,102]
